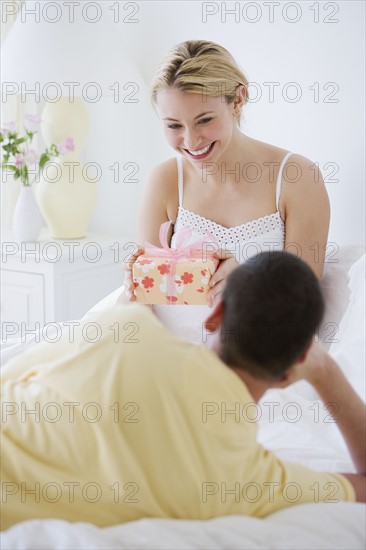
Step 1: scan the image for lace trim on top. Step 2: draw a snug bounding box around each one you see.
[175,206,285,245]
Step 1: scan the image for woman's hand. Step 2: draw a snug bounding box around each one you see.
[121,244,144,302]
[206,251,238,308]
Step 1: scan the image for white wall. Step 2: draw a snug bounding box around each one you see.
[85,0,365,246]
[4,1,362,245]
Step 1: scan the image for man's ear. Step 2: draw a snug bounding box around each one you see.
[204,300,224,332]
[271,371,292,389]
[296,339,313,363]
[271,339,314,389]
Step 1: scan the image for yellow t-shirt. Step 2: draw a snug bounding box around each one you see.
[0,305,354,530]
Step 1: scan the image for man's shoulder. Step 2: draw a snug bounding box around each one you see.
[183,345,254,403]
[87,304,201,352]
[86,303,156,329]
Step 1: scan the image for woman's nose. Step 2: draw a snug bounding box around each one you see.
[183,129,201,150]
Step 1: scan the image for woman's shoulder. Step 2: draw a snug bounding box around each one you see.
[249,137,289,161]
[144,157,179,197]
[148,157,178,185]
[250,138,317,173]
[143,157,180,220]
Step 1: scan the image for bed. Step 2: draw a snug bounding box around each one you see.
[1,245,365,549]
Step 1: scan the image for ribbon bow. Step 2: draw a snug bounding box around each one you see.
[144,221,217,302]
[145,221,211,258]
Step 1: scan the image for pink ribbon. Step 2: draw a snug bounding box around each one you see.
[144,221,217,302]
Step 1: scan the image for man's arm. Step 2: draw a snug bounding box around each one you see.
[282,343,366,501]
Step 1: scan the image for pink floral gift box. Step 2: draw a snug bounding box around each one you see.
[132,222,218,305]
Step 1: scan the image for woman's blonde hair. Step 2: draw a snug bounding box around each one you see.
[150,40,249,124]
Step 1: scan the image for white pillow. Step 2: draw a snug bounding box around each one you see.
[82,285,125,318]
[319,245,365,349]
[329,252,365,399]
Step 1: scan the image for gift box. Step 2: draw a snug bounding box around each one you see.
[132,222,218,305]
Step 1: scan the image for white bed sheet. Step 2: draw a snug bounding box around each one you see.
[1,249,365,549]
[2,502,365,550]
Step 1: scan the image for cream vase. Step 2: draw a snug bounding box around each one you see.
[37,154,97,239]
[36,97,96,239]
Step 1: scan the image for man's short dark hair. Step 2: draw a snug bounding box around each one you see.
[220,251,325,380]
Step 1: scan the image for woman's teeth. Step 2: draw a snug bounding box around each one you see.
[187,143,212,156]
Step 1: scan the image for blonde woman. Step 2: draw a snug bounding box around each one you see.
[129,40,330,342]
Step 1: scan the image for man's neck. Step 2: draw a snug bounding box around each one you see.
[205,336,272,402]
[230,367,271,403]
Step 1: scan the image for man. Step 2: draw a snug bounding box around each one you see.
[1,252,364,530]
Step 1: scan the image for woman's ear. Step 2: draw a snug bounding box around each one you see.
[233,84,247,111]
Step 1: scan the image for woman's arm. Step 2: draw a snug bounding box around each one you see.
[136,158,178,247]
[122,158,178,302]
[281,154,330,279]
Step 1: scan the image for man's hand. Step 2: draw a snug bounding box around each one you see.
[279,342,332,387]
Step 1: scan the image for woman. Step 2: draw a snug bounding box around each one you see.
[127,40,330,343]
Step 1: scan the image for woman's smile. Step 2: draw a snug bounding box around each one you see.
[183,141,216,160]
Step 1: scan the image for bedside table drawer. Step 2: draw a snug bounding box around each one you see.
[1,270,45,328]
[1,232,129,334]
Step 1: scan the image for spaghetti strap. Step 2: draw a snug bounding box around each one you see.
[176,156,184,207]
[276,152,293,211]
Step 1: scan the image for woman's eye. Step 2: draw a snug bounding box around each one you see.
[198,117,213,125]
[167,123,182,130]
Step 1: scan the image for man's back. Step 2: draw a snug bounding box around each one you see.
[1,305,354,529]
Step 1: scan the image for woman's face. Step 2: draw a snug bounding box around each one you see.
[155,87,239,164]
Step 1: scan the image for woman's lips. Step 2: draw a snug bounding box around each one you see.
[184,141,215,160]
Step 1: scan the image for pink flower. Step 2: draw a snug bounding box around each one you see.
[24,149,39,166]
[24,114,41,133]
[142,276,154,289]
[157,263,170,274]
[3,121,17,133]
[15,153,25,167]
[181,272,194,284]
[57,137,74,154]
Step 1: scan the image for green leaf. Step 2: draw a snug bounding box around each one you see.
[39,153,50,169]
[13,137,26,146]
[3,164,17,172]
[50,143,58,156]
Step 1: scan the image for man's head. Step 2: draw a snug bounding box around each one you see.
[205,251,324,382]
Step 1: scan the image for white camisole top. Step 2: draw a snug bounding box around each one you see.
[153,152,292,344]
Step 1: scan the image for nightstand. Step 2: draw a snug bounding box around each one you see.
[1,229,134,339]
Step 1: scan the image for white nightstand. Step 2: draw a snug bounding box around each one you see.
[1,229,134,338]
